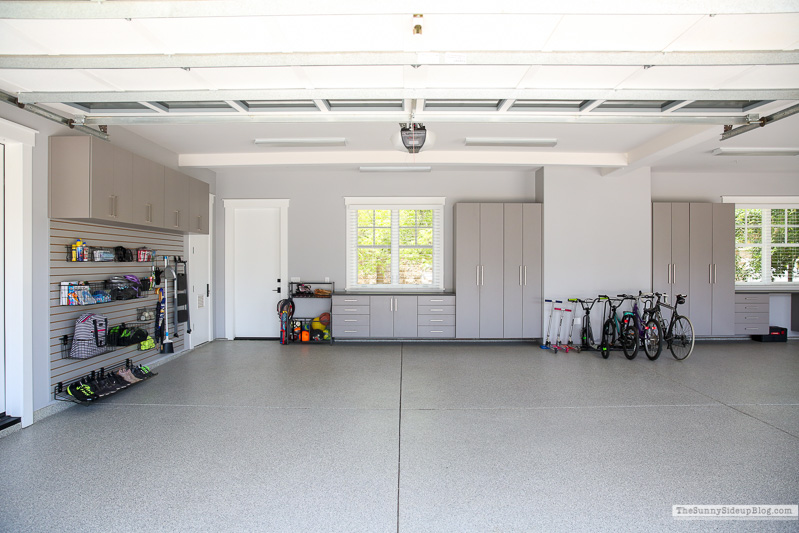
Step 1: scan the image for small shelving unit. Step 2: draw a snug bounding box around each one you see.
[287,281,334,345]
[53,358,157,405]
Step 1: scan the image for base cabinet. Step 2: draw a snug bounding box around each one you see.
[332,294,455,339]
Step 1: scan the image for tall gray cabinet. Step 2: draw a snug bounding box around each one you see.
[455,202,542,339]
[689,203,735,336]
[652,203,690,315]
[653,202,734,336]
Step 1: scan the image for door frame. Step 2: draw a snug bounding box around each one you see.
[1,117,36,427]
[188,193,215,349]
[223,198,289,340]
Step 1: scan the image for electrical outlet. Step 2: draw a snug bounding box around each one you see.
[325,277,330,283]
[291,277,300,282]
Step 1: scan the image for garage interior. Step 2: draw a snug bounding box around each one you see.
[0,2,798,531]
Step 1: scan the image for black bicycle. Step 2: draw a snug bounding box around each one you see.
[577,297,600,351]
[645,293,695,361]
[599,294,639,360]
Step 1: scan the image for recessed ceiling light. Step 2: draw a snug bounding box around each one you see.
[359,166,432,173]
[253,137,347,147]
[464,137,558,147]
[712,147,799,156]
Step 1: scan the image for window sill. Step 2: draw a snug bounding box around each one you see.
[735,285,799,293]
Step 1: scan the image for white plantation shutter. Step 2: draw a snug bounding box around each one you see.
[344,197,445,291]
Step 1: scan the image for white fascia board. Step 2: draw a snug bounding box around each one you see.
[180,150,628,168]
[601,125,718,177]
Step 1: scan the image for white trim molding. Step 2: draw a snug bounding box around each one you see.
[0,117,37,427]
[223,198,289,340]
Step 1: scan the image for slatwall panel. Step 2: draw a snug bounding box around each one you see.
[50,220,186,391]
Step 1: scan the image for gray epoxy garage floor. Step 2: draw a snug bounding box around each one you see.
[1,340,797,532]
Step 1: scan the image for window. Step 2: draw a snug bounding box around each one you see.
[735,207,799,285]
[345,197,444,290]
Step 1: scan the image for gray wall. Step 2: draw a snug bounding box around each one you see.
[212,167,537,337]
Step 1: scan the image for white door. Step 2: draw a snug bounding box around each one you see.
[188,195,214,347]
[233,207,282,337]
[0,143,5,415]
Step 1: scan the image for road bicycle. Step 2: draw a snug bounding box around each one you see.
[599,294,639,360]
[645,293,695,361]
[627,292,662,360]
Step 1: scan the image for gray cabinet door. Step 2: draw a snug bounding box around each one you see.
[689,203,713,335]
[455,203,480,338]
[112,146,133,223]
[370,296,394,337]
[189,178,210,234]
[132,155,165,227]
[671,203,691,317]
[479,203,504,338]
[652,203,672,298]
[712,203,735,335]
[503,204,523,338]
[393,296,418,337]
[164,168,190,231]
[522,203,542,338]
[88,137,116,221]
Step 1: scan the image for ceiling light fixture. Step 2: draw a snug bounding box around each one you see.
[711,147,799,156]
[253,137,347,147]
[359,166,432,173]
[464,137,558,147]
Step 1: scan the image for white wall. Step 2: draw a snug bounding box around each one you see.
[541,166,653,300]
[212,167,537,337]
[652,171,799,202]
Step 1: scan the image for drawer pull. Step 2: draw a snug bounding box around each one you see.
[344,308,356,312]
[344,330,357,333]
[344,299,358,302]
[344,319,357,322]
[745,297,757,300]
[430,319,443,322]
[431,308,443,312]
[431,330,443,333]
[746,316,759,320]
[430,299,444,302]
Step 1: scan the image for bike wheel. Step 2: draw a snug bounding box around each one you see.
[643,319,662,360]
[669,315,695,361]
[621,316,639,360]
[601,318,615,358]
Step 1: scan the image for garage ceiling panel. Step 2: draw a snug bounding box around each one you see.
[303,66,404,89]
[4,19,162,55]
[421,14,562,51]
[666,14,799,51]
[87,68,212,91]
[192,67,308,90]
[0,69,117,92]
[544,15,702,51]
[720,65,799,89]
[133,17,286,53]
[415,66,529,89]
[618,65,753,90]
[517,65,641,89]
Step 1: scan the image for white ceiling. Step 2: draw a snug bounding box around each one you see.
[0,1,797,175]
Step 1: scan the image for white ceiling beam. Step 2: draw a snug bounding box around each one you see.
[179,150,627,168]
[2,51,798,69]
[19,88,799,104]
[601,125,720,177]
[1,1,794,18]
[78,112,752,126]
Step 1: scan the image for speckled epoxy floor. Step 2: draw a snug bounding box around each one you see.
[0,340,797,532]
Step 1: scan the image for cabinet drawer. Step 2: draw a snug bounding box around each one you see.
[735,323,768,335]
[332,314,369,326]
[735,303,769,313]
[418,305,456,315]
[734,293,769,304]
[332,325,370,338]
[734,312,769,325]
[418,326,456,338]
[417,295,455,306]
[417,314,456,326]
[332,305,369,315]
[332,295,370,305]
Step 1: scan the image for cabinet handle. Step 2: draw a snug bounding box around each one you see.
[394,298,398,311]
[344,299,358,302]
[519,265,522,286]
[430,299,443,302]
[481,265,484,286]
[709,264,712,284]
[174,210,179,227]
[430,330,443,333]
[197,215,202,230]
[667,264,671,285]
[109,196,115,217]
[673,264,676,285]
[430,319,443,322]
[344,308,356,312]
[714,264,717,284]
[745,297,757,300]
[344,330,357,333]
[114,195,118,217]
[524,266,527,286]
[476,265,479,286]
[344,319,357,322]
[431,308,443,312]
